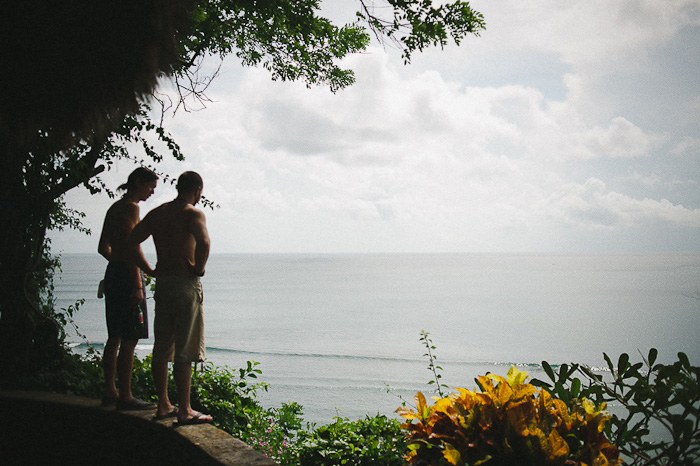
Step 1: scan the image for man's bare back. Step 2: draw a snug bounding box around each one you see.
[127,171,214,425]
[130,197,210,278]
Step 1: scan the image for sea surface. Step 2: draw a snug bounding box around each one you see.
[55,253,700,426]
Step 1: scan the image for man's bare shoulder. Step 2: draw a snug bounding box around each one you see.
[142,201,172,219]
[132,204,163,234]
[183,205,207,225]
[106,198,138,220]
[184,204,205,217]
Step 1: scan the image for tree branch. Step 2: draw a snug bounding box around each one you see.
[44,135,108,202]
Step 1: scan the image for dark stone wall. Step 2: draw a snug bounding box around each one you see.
[0,391,276,466]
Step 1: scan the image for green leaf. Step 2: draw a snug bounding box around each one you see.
[603,353,615,375]
[571,378,581,398]
[530,378,550,390]
[554,382,569,404]
[542,361,556,382]
[558,364,569,384]
[618,353,630,376]
[648,348,658,367]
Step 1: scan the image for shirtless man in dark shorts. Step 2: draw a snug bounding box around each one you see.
[128,171,213,424]
[98,167,157,410]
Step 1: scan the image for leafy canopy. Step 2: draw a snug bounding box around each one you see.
[0,0,484,377]
[169,0,485,108]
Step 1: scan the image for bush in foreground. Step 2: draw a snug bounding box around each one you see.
[532,350,700,466]
[292,415,407,465]
[148,358,407,465]
[398,366,620,465]
[6,336,697,465]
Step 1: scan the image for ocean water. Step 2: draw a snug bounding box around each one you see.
[55,253,700,426]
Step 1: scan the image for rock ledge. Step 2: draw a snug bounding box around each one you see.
[0,390,277,466]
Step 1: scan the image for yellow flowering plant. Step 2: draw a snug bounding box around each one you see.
[397,366,620,466]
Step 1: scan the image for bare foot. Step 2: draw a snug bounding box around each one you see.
[156,402,177,418]
[177,411,213,425]
[154,406,179,420]
[101,393,119,407]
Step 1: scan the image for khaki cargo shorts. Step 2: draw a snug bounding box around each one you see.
[152,276,205,363]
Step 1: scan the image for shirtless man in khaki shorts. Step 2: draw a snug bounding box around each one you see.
[128,171,213,425]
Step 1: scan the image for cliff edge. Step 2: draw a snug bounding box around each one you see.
[0,390,277,466]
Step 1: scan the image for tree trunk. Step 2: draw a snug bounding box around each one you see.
[0,134,62,377]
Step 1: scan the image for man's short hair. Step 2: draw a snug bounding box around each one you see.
[176,171,203,194]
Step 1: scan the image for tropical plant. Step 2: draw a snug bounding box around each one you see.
[397,365,620,465]
[532,350,700,465]
[293,414,407,465]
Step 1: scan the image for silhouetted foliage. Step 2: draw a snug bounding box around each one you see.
[0,0,483,380]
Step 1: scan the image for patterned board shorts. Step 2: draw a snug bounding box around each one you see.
[104,262,148,341]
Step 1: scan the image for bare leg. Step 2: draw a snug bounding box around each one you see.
[117,339,138,401]
[103,336,120,398]
[174,361,193,419]
[174,361,212,423]
[153,360,176,417]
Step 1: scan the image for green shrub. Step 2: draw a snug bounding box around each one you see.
[159,359,407,465]
[1,346,103,397]
[292,415,407,465]
[532,350,700,465]
[243,401,305,463]
[189,360,268,436]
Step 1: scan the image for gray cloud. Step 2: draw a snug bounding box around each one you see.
[50,0,700,254]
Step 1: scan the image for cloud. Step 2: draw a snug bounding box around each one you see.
[549,178,700,229]
[479,0,700,68]
[672,136,700,155]
[582,117,664,159]
[49,0,700,253]
[150,26,697,251]
[625,171,662,188]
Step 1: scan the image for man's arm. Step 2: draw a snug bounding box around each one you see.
[189,209,210,276]
[97,213,112,260]
[127,212,156,276]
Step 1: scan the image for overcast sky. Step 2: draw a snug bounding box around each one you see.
[52,0,700,254]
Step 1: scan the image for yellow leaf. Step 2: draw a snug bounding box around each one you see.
[548,430,570,459]
[396,406,420,420]
[512,383,537,399]
[592,451,612,466]
[506,399,535,436]
[507,365,529,386]
[552,398,569,417]
[433,397,454,416]
[481,373,513,405]
[484,373,506,387]
[454,388,477,409]
[443,443,461,465]
[478,375,497,394]
[494,379,514,406]
[540,389,552,404]
[415,392,430,420]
